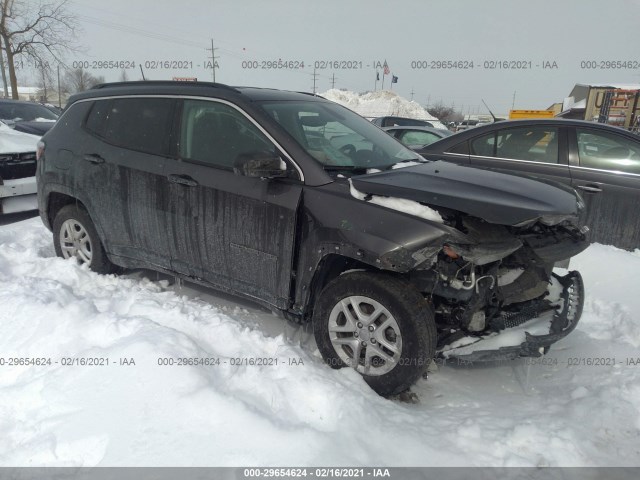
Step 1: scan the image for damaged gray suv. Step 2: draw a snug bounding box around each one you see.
[37,82,588,396]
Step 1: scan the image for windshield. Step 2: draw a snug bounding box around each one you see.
[0,103,59,122]
[259,100,421,171]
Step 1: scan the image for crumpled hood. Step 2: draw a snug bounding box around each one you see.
[350,161,579,226]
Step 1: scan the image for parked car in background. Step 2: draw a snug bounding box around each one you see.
[37,82,587,396]
[420,119,640,250]
[383,125,453,150]
[0,99,59,136]
[371,115,448,130]
[0,123,39,214]
[454,119,480,132]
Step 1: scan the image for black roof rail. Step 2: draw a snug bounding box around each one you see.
[91,80,240,93]
[296,91,322,97]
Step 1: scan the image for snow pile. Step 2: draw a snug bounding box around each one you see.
[0,123,40,153]
[320,89,446,128]
[1,218,640,466]
[349,178,444,224]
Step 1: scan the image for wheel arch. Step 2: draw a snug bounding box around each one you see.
[301,253,382,322]
[44,188,109,254]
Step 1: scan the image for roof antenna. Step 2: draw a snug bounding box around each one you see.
[139,64,146,81]
[481,99,497,122]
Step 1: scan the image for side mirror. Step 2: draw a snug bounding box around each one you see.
[233,151,288,179]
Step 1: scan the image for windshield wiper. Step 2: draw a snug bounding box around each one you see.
[383,158,429,170]
[322,165,370,174]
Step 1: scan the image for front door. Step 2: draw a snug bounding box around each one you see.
[165,99,302,308]
[569,126,640,250]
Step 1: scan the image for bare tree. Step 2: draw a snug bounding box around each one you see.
[428,102,463,123]
[64,67,103,94]
[0,0,78,99]
[0,36,7,97]
[119,69,128,82]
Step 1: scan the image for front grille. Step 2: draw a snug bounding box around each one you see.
[0,152,37,180]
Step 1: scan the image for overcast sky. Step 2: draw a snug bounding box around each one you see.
[59,0,640,114]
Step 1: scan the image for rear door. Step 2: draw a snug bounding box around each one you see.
[164,98,302,308]
[568,126,640,249]
[79,97,176,269]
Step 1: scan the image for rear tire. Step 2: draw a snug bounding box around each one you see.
[53,204,116,274]
[313,271,436,396]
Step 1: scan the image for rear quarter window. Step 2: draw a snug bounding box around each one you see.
[84,100,109,136]
[448,140,470,155]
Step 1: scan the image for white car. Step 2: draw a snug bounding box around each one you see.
[0,122,40,214]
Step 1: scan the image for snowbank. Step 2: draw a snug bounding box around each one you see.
[320,89,447,129]
[1,218,639,466]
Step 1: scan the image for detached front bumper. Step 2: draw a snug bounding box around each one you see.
[438,271,584,362]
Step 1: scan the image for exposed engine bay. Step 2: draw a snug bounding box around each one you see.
[410,214,587,361]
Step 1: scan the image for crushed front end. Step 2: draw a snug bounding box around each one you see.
[408,215,588,362]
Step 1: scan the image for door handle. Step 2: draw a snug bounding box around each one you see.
[83,153,105,164]
[168,174,198,187]
[576,184,603,193]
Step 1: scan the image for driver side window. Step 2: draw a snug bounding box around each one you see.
[180,100,274,169]
[576,128,640,174]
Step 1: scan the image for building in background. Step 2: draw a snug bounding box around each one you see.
[559,83,640,131]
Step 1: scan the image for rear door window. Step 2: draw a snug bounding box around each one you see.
[576,128,640,174]
[101,98,175,156]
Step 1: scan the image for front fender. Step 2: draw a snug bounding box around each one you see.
[292,183,468,313]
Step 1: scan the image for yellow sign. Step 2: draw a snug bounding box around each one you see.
[509,110,555,119]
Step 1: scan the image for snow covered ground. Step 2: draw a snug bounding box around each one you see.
[1,217,639,467]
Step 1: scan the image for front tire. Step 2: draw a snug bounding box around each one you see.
[313,272,436,396]
[53,204,116,274]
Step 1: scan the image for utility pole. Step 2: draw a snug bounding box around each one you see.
[311,67,318,94]
[207,39,219,82]
[331,73,336,89]
[426,95,431,109]
[410,88,415,101]
[57,65,61,108]
[512,90,516,110]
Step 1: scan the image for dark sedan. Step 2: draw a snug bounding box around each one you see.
[420,119,640,250]
[0,99,59,135]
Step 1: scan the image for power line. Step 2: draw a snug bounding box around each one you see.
[77,15,204,48]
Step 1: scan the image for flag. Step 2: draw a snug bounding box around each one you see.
[376,71,380,81]
[383,61,390,75]
[392,75,398,84]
